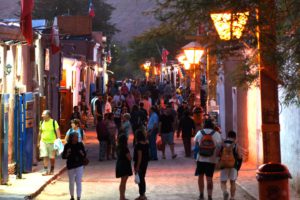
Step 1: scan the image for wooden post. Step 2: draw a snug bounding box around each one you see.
[258,0,281,163]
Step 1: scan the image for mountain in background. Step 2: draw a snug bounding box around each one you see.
[0,0,19,19]
[0,0,158,44]
[107,0,158,44]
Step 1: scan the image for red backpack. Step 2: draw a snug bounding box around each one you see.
[198,130,216,157]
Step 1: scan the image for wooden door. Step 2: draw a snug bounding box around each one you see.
[59,89,73,137]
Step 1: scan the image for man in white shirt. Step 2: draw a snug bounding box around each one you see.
[194,119,222,200]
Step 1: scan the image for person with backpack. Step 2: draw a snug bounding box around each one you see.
[194,119,222,200]
[65,119,86,143]
[219,131,242,200]
[38,110,61,176]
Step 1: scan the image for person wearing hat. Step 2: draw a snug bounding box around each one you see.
[38,110,61,175]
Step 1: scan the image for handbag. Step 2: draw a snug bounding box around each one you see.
[83,157,89,166]
[53,139,64,156]
[134,173,140,184]
[156,138,163,151]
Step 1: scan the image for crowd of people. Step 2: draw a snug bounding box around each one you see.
[38,78,243,200]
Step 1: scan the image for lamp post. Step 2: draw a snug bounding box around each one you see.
[142,60,151,81]
[211,4,281,164]
[211,4,290,199]
[182,41,205,106]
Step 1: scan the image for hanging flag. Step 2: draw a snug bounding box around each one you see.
[161,48,169,64]
[51,17,60,54]
[88,0,95,18]
[20,0,34,45]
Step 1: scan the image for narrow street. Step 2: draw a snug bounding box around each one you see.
[36,130,253,200]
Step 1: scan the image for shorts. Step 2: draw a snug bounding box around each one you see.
[161,132,174,145]
[220,168,238,181]
[195,161,216,177]
[39,141,56,159]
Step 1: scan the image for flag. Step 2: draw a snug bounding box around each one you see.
[51,17,60,54]
[161,48,169,64]
[88,0,95,18]
[20,0,34,45]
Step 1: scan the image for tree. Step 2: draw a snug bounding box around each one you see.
[148,0,300,105]
[127,23,189,69]
[33,0,117,36]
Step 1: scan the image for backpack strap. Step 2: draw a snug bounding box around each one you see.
[200,130,206,135]
[201,130,215,135]
[53,119,57,138]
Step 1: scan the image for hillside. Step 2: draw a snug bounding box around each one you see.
[106,0,159,44]
[0,0,19,19]
[0,0,159,44]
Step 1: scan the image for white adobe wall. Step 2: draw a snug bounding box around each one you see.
[279,90,300,194]
[246,86,263,166]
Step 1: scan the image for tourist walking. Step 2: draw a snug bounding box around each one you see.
[219,131,243,200]
[158,105,177,159]
[62,133,87,200]
[96,115,109,161]
[120,113,132,139]
[178,110,195,157]
[107,113,118,160]
[65,119,86,143]
[134,129,149,200]
[39,110,61,175]
[147,106,159,160]
[116,134,133,200]
[194,119,222,200]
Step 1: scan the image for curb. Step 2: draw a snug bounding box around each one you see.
[24,166,67,200]
[236,181,258,200]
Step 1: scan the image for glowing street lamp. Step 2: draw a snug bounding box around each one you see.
[210,12,249,40]
[177,53,191,70]
[182,42,205,106]
[142,60,151,81]
[182,42,205,65]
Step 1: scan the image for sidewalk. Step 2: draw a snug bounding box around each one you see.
[0,157,66,199]
[237,162,300,200]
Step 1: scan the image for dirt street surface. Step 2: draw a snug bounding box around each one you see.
[36,130,254,200]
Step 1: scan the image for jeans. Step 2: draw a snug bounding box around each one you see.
[149,129,158,160]
[68,166,84,198]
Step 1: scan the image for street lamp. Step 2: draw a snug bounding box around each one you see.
[177,53,191,70]
[142,60,151,81]
[182,41,205,106]
[210,12,249,41]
